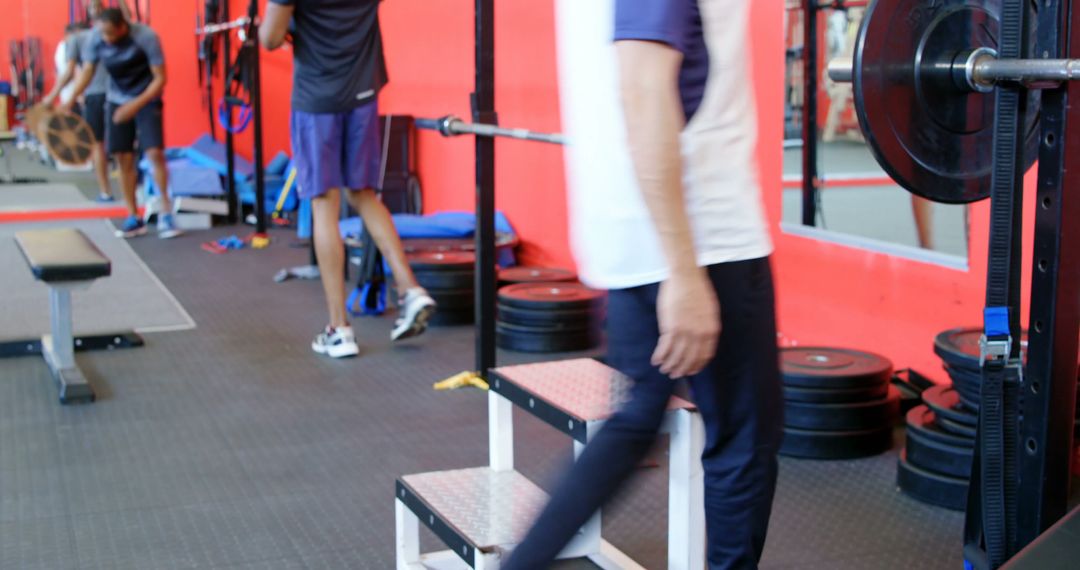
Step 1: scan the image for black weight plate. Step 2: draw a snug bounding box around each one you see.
[779,425,894,460]
[429,308,474,327]
[495,319,598,336]
[956,390,980,414]
[922,385,978,427]
[499,283,606,311]
[897,451,969,511]
[499,266,577,285]
[891,377,924,416]
[785,386,900,431]
[935,327,1029,371]
[402,233,518,254]
[906,427,974,479]
[496,303,600,329]
[783,381,890,405]
[906,405,974,449]
[853,0,1039,204]
[415,270,474,291]
[428,289,474,310]
[408,251,475,271]
[936,415,977,439]
[781,347,893,389]
[496,326,602,354]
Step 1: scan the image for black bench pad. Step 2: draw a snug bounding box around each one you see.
[15,229,111,282]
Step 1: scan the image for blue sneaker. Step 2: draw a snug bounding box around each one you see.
[115,216,147,239]
[157,213,183,240]
[95,194,116,203]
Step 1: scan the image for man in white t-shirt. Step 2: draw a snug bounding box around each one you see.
[504,1,783,568]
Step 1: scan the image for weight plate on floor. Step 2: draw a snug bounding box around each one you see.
[499,282,606,311]
[495,319,597,336]
[415,269,473,291]
[496,303,600,329]
[498,266,577,285]
[428,289,474,310]
[853,0,1039,204]
[922,385,978,427]
[429,307,474,327]
[897,451,969,511]
[936,415,977,439]
[783,381,890,405]
[496,325,602,354]
[906,405,974,449]
[402,233,517,254]
[779,424,894,460]
[784,386,900,431]
[935,327,1028,371]
[408,251,475,272]
[781,347,893,389]
[906,427,974,479]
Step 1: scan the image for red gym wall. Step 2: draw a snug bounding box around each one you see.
[9,1,1037,379]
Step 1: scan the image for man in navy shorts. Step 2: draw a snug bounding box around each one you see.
[66,8,179,239]
[261,0,436,358]
[504,1,784,568]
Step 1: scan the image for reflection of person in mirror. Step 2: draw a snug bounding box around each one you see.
[912,196,934,249]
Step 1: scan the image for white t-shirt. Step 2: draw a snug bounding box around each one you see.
[555,0,772,290]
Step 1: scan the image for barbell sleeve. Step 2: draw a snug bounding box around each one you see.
[416,115,566,145]
[826,52,1080,91]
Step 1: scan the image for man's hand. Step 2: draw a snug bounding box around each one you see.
[653,269,721,379]
[112,102,138,124]
[57,99,76,115]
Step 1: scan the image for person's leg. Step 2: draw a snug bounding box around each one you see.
[84,94,112,199]
[912,195,934,249]
[346,189,419,292]
[688,257,784,569]
[91,143,111,198]
[291,109,359,358]
[106,102,138,218]
[114,151,138,215]
[503,284,675,569]
[137,102,171,213]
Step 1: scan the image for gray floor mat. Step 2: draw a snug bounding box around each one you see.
[0,183,91,211]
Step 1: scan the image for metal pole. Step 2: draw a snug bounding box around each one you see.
[474,0,496,377]
[250,18,267,235]
[223,1,237,224]
[801,0,820,227]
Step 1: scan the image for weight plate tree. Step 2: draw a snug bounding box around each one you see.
[830,0,1080,567]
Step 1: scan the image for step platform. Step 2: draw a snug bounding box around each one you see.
[397,358,706,569]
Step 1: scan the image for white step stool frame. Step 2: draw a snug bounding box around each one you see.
[396,364,706,569]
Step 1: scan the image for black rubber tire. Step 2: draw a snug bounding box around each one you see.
[781,347,893,390]
[897,451,969,511]
[784,386,900,431]
[779,424,894,460]
[498,282,606,311]
[496,303,601,329]
[922,385,978,427]
[415,270,474,291]
[783,382,890,404]
[905,427,974,479]
[905,405,974,449]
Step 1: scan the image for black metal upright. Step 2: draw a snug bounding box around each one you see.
[801,0,819,226]
[223,0,238,224]
[248,0,267,235]
[474,0,497,376]
[1016,0,1080,549]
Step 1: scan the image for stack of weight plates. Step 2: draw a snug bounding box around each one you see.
[898,385,976,511]
[498,266,577,287]
[496,282,605,353]
[408,251,475,326]
[779,347,900,460]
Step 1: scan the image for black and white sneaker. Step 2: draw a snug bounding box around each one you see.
[392,288,437,341]
[311,326,360,358]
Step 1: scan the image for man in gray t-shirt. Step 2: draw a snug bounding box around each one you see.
[66,8,180,239]
[261,0,436,357]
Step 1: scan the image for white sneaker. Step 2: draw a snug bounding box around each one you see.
[392,288,437,341]
[311,326,360,358]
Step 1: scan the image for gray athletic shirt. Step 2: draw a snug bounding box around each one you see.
[68,29,109,97]
[270,0,387,114]
[84,24,165,105]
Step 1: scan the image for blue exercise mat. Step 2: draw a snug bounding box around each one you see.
[186,134,255,182]
[140,155,224,197]
[339,211,515,240]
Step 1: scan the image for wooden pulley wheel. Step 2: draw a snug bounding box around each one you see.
[37,109,95,167]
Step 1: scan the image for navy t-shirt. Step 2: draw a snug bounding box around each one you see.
[270,0,387,114]
[614,0,710,122]
[85,23,164,105]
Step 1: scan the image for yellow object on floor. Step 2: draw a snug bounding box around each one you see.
[250,233,271,249]
[434,371,489,391]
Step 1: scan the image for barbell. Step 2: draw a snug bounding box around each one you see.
[825,0,1080,204]
[415,115,566,145]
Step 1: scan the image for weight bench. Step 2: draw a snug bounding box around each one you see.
[1,228,143,404]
